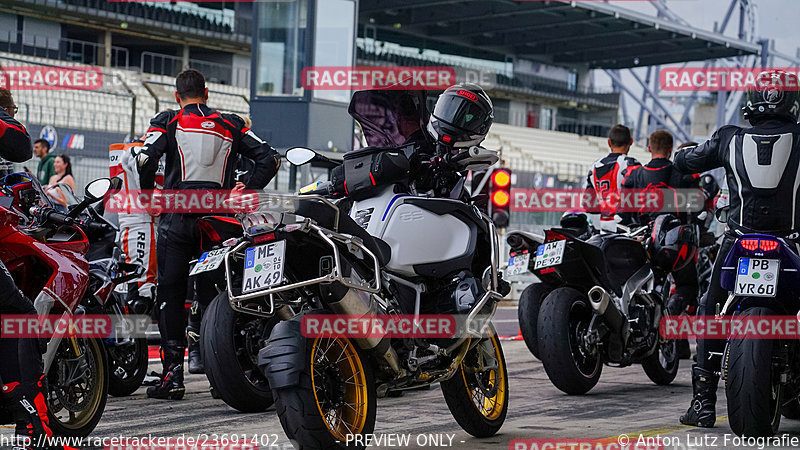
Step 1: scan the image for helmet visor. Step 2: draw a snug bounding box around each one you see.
[432,94,490,135]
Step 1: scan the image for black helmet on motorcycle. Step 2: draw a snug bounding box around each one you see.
[742,70,800,124]
[648,214,698,272]
[560,210,594,237]
[427,83,493,148]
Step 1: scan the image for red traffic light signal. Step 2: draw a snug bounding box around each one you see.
[490,168,511,228]
[491,190,510,208]
[492,170,511,189]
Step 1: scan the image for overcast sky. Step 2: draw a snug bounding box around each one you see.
[595,0,797,133]
[609,0,798,60]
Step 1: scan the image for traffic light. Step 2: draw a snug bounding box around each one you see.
[490,168,511,228]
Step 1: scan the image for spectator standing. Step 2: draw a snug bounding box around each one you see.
[34,139,56,186]
[45,155,75,208]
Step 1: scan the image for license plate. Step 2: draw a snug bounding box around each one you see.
[189,248,228,276]
[242,241,286,294]
[734,257,779,297]
[506,253,530,277]
[534,240,566,270]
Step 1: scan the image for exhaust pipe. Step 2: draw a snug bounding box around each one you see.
[588,286,626,332]
[326,287,404,376]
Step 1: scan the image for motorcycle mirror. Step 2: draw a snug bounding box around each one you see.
[85,178,112,201]
[286,147,317,166]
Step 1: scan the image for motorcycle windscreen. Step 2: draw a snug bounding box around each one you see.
[348,89,430,148]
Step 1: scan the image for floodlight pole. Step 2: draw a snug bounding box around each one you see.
[605,70,689,142]
[634,67,652,142]
[625,69,691,142]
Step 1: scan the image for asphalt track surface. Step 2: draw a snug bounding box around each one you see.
[2,306,800,450]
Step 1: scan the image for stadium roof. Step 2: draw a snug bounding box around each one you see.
[359,0,761,69]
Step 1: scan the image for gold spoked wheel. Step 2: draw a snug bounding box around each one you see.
[441,326,508,437]
[461,333,507,421]
[310,337,369,442]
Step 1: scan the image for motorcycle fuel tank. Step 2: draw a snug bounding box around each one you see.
[351,187,474,277]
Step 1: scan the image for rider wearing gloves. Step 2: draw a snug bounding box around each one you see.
[674,70,800,428]
[136,69,281,400]
[0,90,74,450]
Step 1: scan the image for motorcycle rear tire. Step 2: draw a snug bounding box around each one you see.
[538,287,602,395]
[518,283,553,360]
[201,291,277,413]
[725,307,782,437]
[270,310,376,450]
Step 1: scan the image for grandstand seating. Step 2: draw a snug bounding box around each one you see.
[61,0,234,34]
[2,52,250,137]
[486,123,648,183]
[3,52,651,185]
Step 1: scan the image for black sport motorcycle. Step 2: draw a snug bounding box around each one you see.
[508,223,681,394]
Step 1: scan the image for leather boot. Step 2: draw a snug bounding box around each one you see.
[1,376,75,450]
[146,340,185,400]
[186,325,203,375]
[680,365,718,427]
[186,301,203,374]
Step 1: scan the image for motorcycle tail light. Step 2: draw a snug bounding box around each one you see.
[198,220,222,243]
[740,239,759,251]
[545,230,567,242]
[253,232,276,244]
[760,239,779,252]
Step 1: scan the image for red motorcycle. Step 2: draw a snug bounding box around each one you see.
[0,173,113,437]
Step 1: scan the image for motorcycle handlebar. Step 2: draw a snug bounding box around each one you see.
[85,221,107,234]
[42,209,73,226]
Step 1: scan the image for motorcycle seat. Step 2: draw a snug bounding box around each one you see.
[586,234,649,297]
[295,199,392,267]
